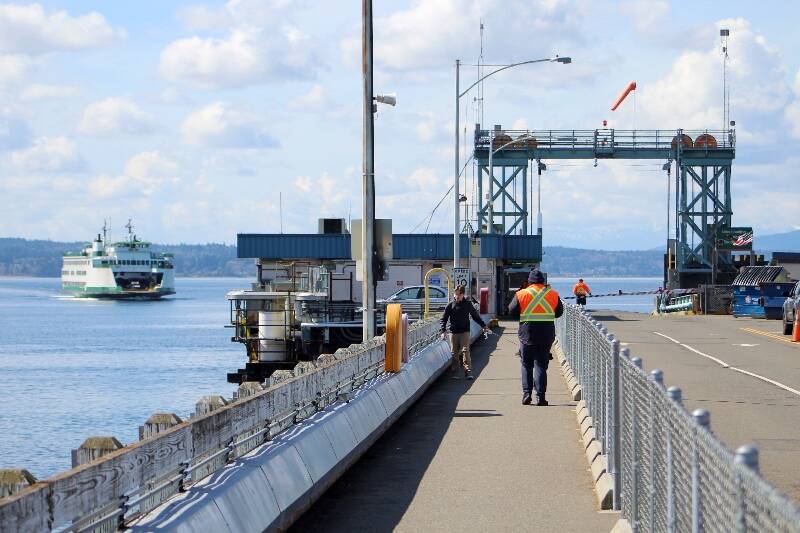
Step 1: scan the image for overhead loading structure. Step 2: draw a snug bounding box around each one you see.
[474,125,736,288]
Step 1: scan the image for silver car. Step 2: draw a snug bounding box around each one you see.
[783,281,799,335]
[382,285,449,305]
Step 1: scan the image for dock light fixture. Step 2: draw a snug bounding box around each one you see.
[453,55,572,268]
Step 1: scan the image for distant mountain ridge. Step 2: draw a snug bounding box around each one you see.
[0,238,254,277]
[1,229,797,278]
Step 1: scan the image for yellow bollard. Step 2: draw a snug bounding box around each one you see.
[385,303,403,372]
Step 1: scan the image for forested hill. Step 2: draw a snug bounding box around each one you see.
[1,237,664,277]
[0,238,254,277]
[541,246,662,277]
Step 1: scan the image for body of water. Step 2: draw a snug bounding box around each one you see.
[0,277,249,478]
[549,277,661,314]
[0,275,659,479]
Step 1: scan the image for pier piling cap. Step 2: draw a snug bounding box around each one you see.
[0,469,37,498]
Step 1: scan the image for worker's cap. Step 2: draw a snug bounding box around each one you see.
[528,269,546,284]
[579,278,584,282]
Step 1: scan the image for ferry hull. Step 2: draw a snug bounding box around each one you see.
[62,287,175,299]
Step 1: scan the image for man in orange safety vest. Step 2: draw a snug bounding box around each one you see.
[573,278,592,307]
[507,269,563,406]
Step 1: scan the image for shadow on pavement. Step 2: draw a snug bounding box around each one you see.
[289,326,504,533]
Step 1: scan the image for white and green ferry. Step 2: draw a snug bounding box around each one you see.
[61,221,175,299]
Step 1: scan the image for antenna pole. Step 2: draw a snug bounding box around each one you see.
[279,192,283,234]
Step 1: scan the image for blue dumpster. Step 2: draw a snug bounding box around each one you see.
[731,266,792,318]
[732,285,764,318]
[759,282,794,320]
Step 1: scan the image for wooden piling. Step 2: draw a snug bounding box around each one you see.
[138,412,183,440]
[0,469,36,498]
[71,436,123,467]
[237,381,263,400]
[195,395,227,416]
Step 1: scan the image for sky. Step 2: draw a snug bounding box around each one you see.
[0,0,798,249]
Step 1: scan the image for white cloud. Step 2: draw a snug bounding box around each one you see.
[638,18,790,131]
[177,0,294,31]
[619,0,670,33]
[181,102,278,148]
[343,0,583,71]
[78,97,155,136]
[20,83,79,101]
[0,54,31,85]
[8,136,83,171]
[785,70,800,139]
[289,84,328,111]
[0,3,124,55]
[161,1,316,89]
[88,151,178,198]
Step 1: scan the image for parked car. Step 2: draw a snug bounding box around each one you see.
[783,281,799,335]
[380,285,449,306]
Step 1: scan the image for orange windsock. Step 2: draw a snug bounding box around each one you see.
[611,81,637,111]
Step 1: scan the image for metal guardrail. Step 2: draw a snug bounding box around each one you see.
[556,304,800,532]
[0,319,443,532]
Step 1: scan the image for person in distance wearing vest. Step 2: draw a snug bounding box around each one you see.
[441,285,490,380]
[572,278,592,307]
[507,269,564,406]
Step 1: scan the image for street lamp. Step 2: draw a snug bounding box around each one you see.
[453,56,571,269]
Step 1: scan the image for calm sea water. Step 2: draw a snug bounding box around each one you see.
[0,276,660,479]
[0,277,248,478]
[549,277,662,314]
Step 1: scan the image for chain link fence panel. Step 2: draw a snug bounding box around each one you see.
[556,304,800,532]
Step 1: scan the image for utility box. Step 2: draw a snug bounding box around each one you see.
[318,218,348,234]
[351,219,392,281]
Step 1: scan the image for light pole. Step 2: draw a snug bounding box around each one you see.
[361,0,396,341]
[453,56,571,268]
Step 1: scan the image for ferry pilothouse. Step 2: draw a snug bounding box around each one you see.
[61,221,175,299]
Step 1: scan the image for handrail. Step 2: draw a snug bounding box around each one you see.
[474,128,736,152]
[0,318,443,532]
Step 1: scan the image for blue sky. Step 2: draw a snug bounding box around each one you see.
[0,0,798,249]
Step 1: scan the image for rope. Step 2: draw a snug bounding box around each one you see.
[562,289,662,300]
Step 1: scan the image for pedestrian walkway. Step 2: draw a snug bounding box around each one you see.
[291,321,618,532]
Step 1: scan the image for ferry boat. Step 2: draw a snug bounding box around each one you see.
[61,221,175,299]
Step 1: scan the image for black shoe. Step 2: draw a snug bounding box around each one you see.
[522,394,532,405]
[536,398,549,406]
[466,372,474,381]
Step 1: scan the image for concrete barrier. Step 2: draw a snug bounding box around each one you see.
[555,340,615,512]
[131,336,458,532]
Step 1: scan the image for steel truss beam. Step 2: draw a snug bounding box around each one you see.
[677,164,732,273]
[477,163,528,235]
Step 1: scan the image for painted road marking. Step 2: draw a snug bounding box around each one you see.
[740,327,797,345]
[652,331,680,344]
[733,343,759,347]
[652,331,800,398]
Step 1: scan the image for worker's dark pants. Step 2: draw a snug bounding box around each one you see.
[576,295,587,306]
[520,341,552,399]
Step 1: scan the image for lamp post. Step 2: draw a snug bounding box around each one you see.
[361,0,396,341]
[454,56,571,268]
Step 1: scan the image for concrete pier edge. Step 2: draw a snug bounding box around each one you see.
[553,339,617,514]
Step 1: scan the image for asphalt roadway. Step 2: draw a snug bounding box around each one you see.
[291,322,618,533]
[588,310,800,501]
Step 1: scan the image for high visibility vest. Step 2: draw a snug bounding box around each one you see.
[517,284,560,322]
[573,282,590,296]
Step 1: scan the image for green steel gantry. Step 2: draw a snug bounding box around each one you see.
[473,126,736,287]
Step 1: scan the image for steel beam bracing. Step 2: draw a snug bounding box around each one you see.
[474,127,735,284]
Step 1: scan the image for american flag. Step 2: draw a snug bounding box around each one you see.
[733,231,753,246]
